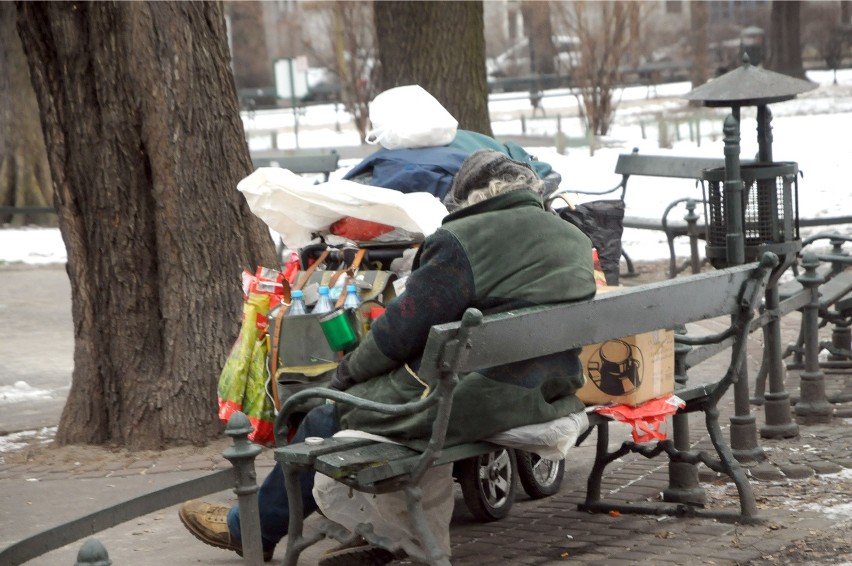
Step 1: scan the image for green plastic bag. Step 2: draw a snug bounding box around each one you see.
[242,336,275,445]
[217,302,259,422]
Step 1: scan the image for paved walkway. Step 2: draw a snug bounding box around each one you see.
[1,267,850,565]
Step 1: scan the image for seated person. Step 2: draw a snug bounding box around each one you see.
[178,149,597,564]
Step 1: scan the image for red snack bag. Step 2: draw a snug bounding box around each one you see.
[330,216,395,241]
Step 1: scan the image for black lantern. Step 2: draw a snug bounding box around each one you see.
[684,55,816,269]
[701,161,799,267]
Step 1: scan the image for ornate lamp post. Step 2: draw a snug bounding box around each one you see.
[684,56,816,461]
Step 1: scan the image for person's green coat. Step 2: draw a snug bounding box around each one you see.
[337,189,596,448]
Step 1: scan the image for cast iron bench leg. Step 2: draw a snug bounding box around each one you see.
[404,483,452,566]
[703,405,760,523]
[282,463,308,566]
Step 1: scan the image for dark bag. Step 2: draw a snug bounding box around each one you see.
[558,199,625,286]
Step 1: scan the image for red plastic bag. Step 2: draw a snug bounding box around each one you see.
[594,395,685,443]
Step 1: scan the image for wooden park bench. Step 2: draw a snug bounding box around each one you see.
[269,253,778,566]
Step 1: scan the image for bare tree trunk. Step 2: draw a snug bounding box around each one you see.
[374,1,492,137]
[627,1,641,69]
[15,1,278,449]
[521,1,556,75]
[330,1,377,142]
[228,0,273,89]
[0,2,53,226]
[689,0,710,88]
[767,1,806,79]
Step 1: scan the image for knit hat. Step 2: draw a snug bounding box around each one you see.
[446,149,536,209]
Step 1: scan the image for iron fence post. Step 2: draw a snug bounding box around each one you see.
[223,411,264,565]
[684,198,702,274]
[794,253,834,424]
[759,279,799,439]
[828,238,851,363]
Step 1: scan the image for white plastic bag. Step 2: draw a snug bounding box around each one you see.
[365,85,458,149]
[486,411,590,460]
[313,452,454,557]
[237,167,448,249]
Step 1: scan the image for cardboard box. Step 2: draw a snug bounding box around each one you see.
[576,328,675,407]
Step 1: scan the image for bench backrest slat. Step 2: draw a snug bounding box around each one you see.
[252,153,340,175]
[614,153,726,180]
[421,261,767,377]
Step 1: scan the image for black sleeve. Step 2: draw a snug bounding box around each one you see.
[347,229,476,380]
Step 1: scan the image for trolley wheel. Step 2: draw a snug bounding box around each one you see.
[516,451,565,499]
[456,447,517,522]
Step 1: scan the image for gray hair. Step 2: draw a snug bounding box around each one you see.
[458,172,544,208]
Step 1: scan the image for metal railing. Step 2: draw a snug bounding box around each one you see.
[0,412,263,566]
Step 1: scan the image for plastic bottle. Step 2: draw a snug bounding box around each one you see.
[342,284,362,310]
[312,285,334,314]
[286,289,308,316]
[329,276,346,302]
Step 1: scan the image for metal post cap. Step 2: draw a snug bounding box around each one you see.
[75,538,112,566]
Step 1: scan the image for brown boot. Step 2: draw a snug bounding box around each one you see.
[319,536,402,566]
[178,499,273,562]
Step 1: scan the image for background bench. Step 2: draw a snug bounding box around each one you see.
[550,150,730,280]
[270,253,777,566]
[250,149,340,182]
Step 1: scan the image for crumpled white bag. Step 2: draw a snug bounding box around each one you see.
[486,411,590,461]
[237,167,448,249]
[365,85,458,149]
[313,453,453,558]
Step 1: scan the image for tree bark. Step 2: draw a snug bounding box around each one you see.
[15,1,278,449]
[374,1,493,137]
[227,0,273,89]
[689,0,710,88]
[767,1,806,79]
[0,2,53,226]
[521,1,556,75]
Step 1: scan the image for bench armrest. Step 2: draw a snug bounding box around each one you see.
[274,385,444,443]
[274,372,461,485]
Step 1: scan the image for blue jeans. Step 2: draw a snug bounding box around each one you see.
[227,403,339,552]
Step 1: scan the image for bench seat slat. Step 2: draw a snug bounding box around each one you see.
[314,442,421,480]
[313,441,501,485]
[274,437,376,466]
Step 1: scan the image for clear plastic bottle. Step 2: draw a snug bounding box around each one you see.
[312,285,334,314]
[342,284,362,310]
[286,289,308,316]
